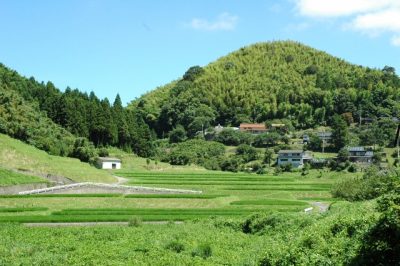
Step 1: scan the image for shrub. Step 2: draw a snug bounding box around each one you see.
[169,125,187,143]
[236,144,258,162]
[220,157,240,172]
[348,163,357,173]
[128,216,142,227]
[191,243,212,259]
[332,167,397,201]
[98,147,109,157]
[279,163,293,172]
[69,137,97,162]
[165,240,185,253]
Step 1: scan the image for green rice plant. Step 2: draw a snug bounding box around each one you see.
[297,197,335,201]
[0,207,48,212]
[230,199,308,206]
[123,194,227,199]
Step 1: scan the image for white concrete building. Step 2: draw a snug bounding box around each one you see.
[97,157,121,170]
[277,150,313,168]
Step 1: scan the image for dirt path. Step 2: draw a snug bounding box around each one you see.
[311,202,330,212]
[113,175,129,185]
[24,221,184,227]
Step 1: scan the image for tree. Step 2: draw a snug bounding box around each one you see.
[69,137,97,162]
[263,149,274,166]
[183,66,205,81]
[113,94,130,148]
[236,144,258,162]
[337,148,349,163]
[169,125,187,143]
[331,114,349,151]
[306,134,322,151]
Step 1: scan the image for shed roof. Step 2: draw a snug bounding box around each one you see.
[347,147,365,152]
[278,150,304,154]
[239,123,266,129]
[97,157,121,163]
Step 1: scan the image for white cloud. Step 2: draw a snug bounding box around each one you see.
[294,0,400,46]
[352,9,400,33]
[296,0,398,17]
[187,13,238,31]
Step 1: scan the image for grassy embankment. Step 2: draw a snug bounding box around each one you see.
[0,133,115,183]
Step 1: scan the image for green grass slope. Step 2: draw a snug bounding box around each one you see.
[0,134,115,183]
[0,168,47,187]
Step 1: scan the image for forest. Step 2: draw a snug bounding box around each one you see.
[132,41,400,136]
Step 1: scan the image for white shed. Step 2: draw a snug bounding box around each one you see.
[97,157,122,170]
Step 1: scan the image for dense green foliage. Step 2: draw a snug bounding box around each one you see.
[0,63,154,159]
[0,89,75,156]
[159,139,225,166]
[332,167,398,201]
[131,41,400,138]
[0,199,398,265]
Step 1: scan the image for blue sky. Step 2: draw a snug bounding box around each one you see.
[1,0,400,105]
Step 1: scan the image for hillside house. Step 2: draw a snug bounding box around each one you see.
[317,132,332,143]
[239,123,267,134]
[97,157,121,169]
[347,147,373,163]
[277,150,313,168]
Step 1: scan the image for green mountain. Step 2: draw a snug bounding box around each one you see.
[130,41,400,135]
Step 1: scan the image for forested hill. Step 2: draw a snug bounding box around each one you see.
[130,41,400,136]
[0,63,154,160]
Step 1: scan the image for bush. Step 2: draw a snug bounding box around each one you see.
[191,243,212,259]
[214,129,253,146]
[165,240,185,253]
[280,163,293,172]
[69,137,97,162]
[332,167,397,201]
[167,139,225,166]
[128,216,142,227]
[236,144,258,162]
[98,147,109,157]
[169,150,191,165]
[220,157,240,172]
[169,125,187,143]
[348,163,357,173]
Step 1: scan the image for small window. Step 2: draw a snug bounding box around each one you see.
[112,163,117,169]
[292,159,301,161]
[280,159,288,162]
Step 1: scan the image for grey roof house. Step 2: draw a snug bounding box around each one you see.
[347,147,373,163]
[277,150,313,168]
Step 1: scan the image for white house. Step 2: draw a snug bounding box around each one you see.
[97,157,122,170]
[277,150,313,168]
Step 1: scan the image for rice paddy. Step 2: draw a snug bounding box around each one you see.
[0,169,347,223]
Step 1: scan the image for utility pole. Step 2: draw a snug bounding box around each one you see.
[395,124,400,160]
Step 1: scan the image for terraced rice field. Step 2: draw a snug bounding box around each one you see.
[0,170,342,223]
